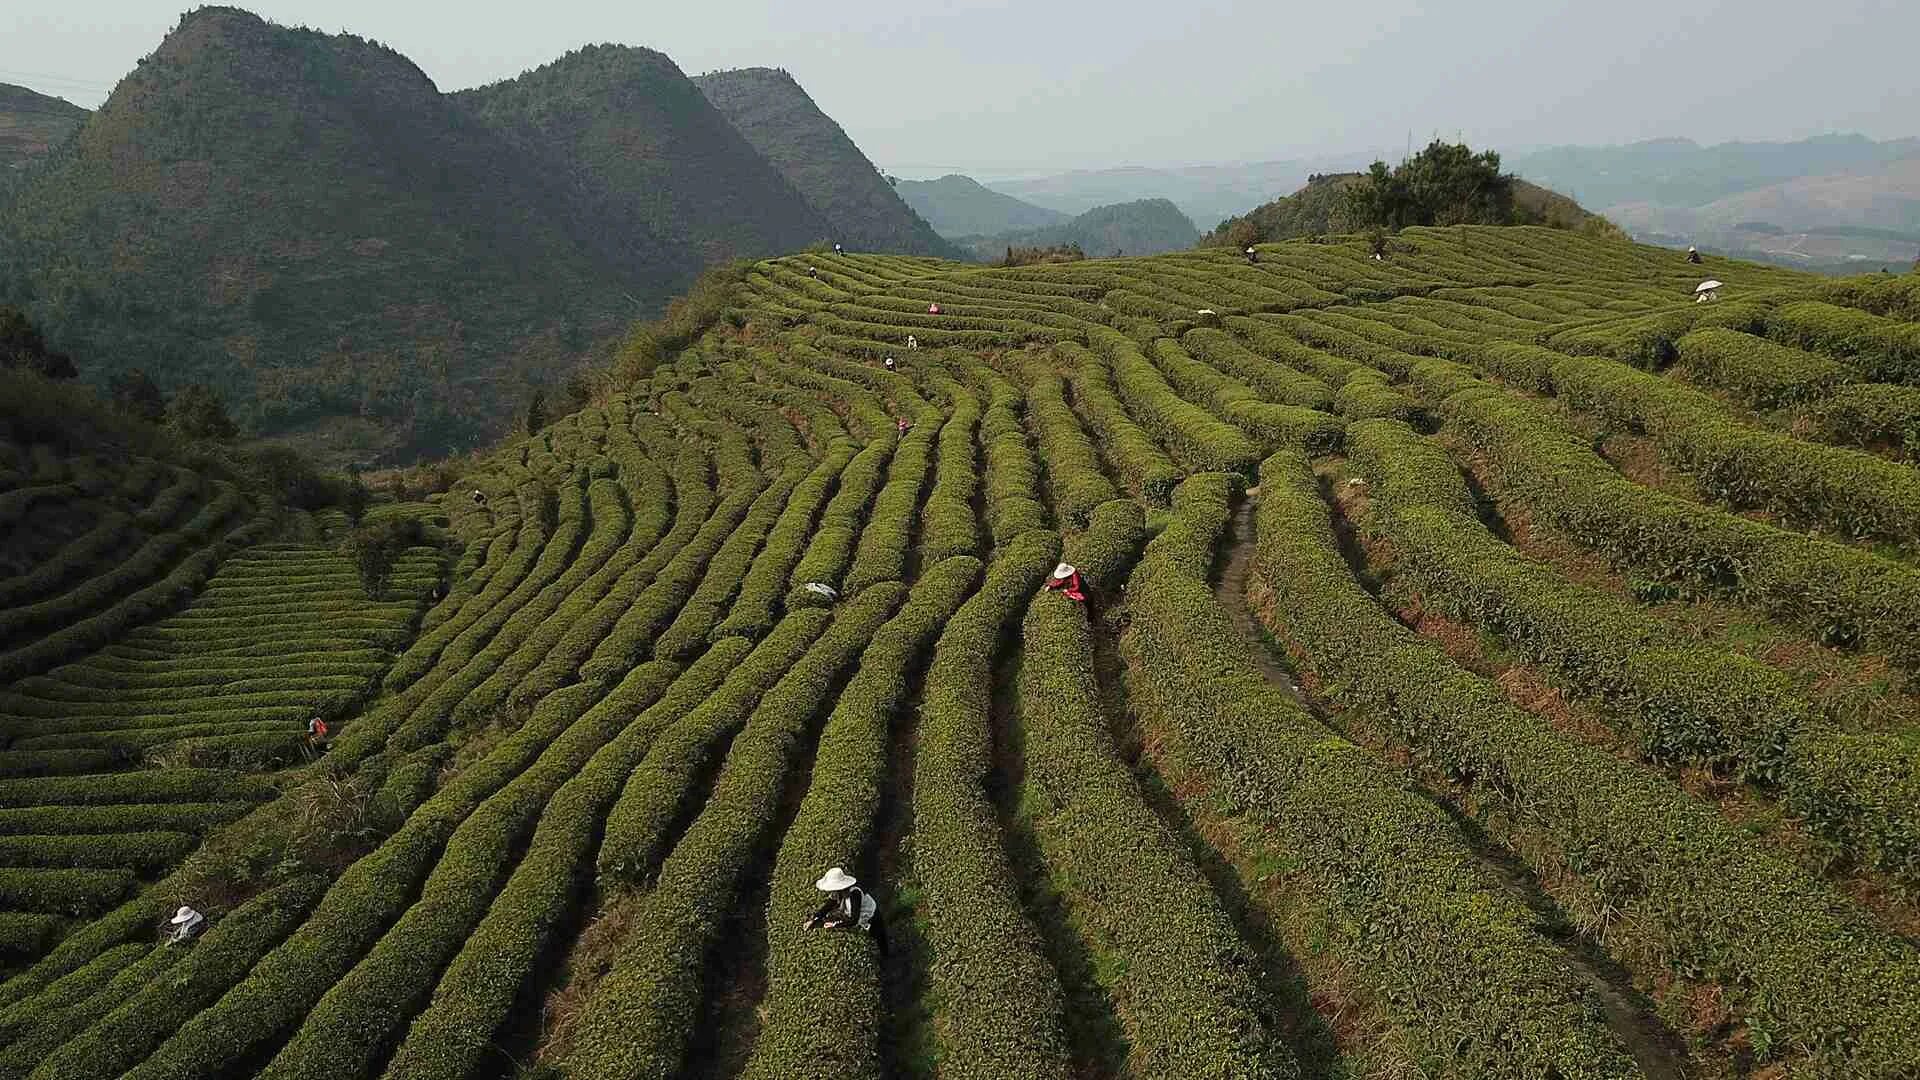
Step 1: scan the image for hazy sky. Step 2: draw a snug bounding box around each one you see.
[6,0,1917,178]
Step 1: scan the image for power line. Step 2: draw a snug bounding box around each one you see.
[0,67,119,93]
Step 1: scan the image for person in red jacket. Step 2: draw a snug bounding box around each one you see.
[927,302,942,315]
[1042,561,1085,601]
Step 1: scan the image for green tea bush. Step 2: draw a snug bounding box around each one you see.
[1018,592,1297,1077]
[1766,300,1920,383]
[565,587,906,1079]
[1124,472,1634,1076]
[908,530,1073,1080]
[1256,447,1920,1076]
[1057,343,1179,503]
[1441,384,1920,662]
[744,557,980,1080]
[1019,358,1117,528]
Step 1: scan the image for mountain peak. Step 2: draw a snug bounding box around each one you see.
[694,67,954,256]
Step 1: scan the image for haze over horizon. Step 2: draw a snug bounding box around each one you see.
[7,0,1919,178]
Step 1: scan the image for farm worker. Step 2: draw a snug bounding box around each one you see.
[803,581,839,601]
[927,302,942,315]
[883,356,897,372]
[906,334,918,350]
[1687,246,1702,265]
[470,488,487,506]
[834,243,844,255]
[805,866,888,955]
[896,417,911,434]
[1043,562,1086,602]
[808,265,818,278]
[166,905,205,945]
[307,716,331,750]
[1245,246,1258,264]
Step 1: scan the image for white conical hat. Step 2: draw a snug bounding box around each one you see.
[1052,562,1076,580]
[816,867,857,891]
[170,905,199,925]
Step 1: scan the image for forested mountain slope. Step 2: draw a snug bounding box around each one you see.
[952,197,1199,261]
[0,14,942,464]
[694,67,953,257]
[895,173,1070,238]
[459,48,830,267]
[0,84,87,172]
[0,9,653,464]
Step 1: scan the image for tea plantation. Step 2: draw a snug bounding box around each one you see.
[2,227,1919,1078]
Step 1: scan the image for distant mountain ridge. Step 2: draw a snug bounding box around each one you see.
[952,198,1199,261]
[1509,134,1920,213]
[986,155,1378,230]
[457,46,829,267]
[895,174,1069,239]
[1509,134,1920,271]
[694,68,954,257]
[0,9,948,463]
[0,83,88,172]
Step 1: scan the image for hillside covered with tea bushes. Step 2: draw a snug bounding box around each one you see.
[2,227,1920,1078]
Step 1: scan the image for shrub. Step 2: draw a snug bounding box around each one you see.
[1255,447,1920,1076]
[1018,591,1296,1076]
[1123,472,1634,1075]
[907,529,1074,1080]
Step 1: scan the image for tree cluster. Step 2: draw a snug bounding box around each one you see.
[1343,141,1517,232]
[0,304,75,379]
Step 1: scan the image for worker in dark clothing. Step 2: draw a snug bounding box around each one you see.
[1245,245,1258,264]
[808,265,819,278]
[470,488,487,507]
[883,356,897,372]
[805,867,888,955]
[834,243,844,256]
[1687,246,1703,265]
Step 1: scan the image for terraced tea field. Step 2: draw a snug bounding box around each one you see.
[3,227,1919,1078]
